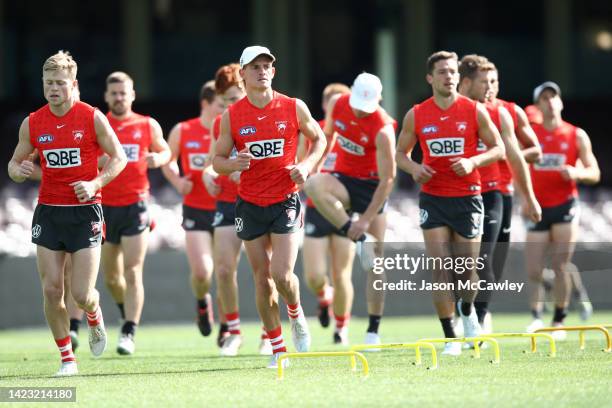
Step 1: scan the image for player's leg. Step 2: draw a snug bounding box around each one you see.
[101,242,126,320]
[185,230,214,336]
[304,173,351,229]
[364,212,387,346]
[329,234,355,345]
[525,230,549,332]
[492,194,513,282]
[567,262,593,321]
[302,235,333,327]
[549,220,578,337]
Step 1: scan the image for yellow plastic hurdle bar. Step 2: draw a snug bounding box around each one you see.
[276,351,369,380]
[349,342,438,370]
[480,333,556,357]
[535,325,611,352]
[418,337,501,364]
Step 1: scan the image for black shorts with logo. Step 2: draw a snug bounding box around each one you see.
[102,201,150,244]
[419,192,484,239]
[182,205,215,232]
[332,172,386,214]
[212,201,236,228]
[527,198,579,232]
[235,193,303,241]
[31,203,104,253]
[304,205,340,238]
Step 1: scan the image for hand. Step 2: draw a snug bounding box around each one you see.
[449,157,475,176]
[69,180,100,203]
[234,147,253,171]
[229,171,241,184]
[202,171,220,196]
[348,216,370,241]
[560,165,578,181]
[412,164,436,184]
[145,152,162,168]
[289,163,309,184]
[523,196,542,223]
[176,174,194,195]
[15,155,35,180]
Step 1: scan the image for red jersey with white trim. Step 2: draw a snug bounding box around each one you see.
[228,91,300,206]
[29,101,100,205]
[491,99,518,194]
[306,119,338,208]
[413,95,481,197]
[331,94,396,180]
[475,104,501,193]
[212,114,238,203]
[179,117,216,210]
[530,121,578,208]
[102,112,151,206]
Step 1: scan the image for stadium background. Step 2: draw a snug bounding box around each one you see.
[1,0,612,327]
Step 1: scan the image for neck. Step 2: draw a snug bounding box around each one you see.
[110,110,133,121]
[246,88,274,108]
[49,100,76,117]
[199,109,214,128]
[543,114,562,130]
[432,91,458,110]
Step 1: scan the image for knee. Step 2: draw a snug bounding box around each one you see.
[304,175,324,197]
[43,283,64,306]
[104,271,123,289]
[216,263,235,283]
[71,290,91,308]
[254,274,274,297]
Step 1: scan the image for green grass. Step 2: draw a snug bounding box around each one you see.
[1,313,611,407]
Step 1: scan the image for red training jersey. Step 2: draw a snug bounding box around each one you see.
[475,104,501,194]
[413,95,481,197]
[212,115,238,203]
[305,119,339,208]
[29,101,100,205]
[228,91,300,206]
[530,121,579,208]
[490,99,518,194]
[178,117,216,210]
[102,112,151,206]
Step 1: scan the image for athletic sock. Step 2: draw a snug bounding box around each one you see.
[460,301,472,317]
[335,313,350,332]
[553,306,567,324]
[367,314,381,333]
[226,312,241,335]
[197,297,208,310]
[531,309,543,320]
[55,336,76,363]
[287,303,302,320]
[440,317,456,338]
[85,306,102,327]
[474,302,488,324]
[121,320,137,336]
[117,303,125,320]
[69,318,81,333]
[266,326,287,354]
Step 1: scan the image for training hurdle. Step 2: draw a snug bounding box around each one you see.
[481,333,556,357]
[350,342,438,370]
[536,325,611,352]
[418,337,501,364]
[276,351,369,379]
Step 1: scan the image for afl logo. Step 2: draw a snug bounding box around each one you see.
[422,125,438,134]
[32,224,42,238]
[38,134,54,144]
[186,141,201,149]
[239,126,257,136]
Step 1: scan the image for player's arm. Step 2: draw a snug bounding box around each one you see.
[311,95,340,172]
[564,128,600,185]
[91,110,127,187]
[292,98,327,184]
[213,110,251,175]
[498,107,541,222]
[395,108,435,183]
[202,126,221,195]
[161,124,194,195]
[145,118,171,168]
[514,105,542,163]
[8,117,36,183]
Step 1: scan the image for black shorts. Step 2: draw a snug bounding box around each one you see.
[497,194,513,242]
[31,204,104,253]
[182,205,215,232]
[527,198,579,232]
[332,173,386,214]
[481,190,503,243]
[212,201,236,228]
[102,201,150,244]
[235,193,303,241]
[304,206,340,238]
[419,192,484,239]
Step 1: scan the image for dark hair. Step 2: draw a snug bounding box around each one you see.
[199,80,216,103]
[426,51,458,74]
[459,54,496,81]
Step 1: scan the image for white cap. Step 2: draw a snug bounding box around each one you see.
[349,73,382,113]
[239,45,276,68]
[533,81,561,103]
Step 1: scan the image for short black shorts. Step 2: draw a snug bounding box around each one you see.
[234,193,303,241]
[102,201,150,244]
[304,206,340,238]
[419,192,484,239]
[212,201,236,228]
[332,173,386,214]
[31,203,104,253]
[182,205,215,232]
[527,198,579,232]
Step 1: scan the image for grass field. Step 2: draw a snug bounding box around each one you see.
[1,312,611,407]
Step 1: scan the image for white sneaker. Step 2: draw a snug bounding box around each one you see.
[88,321,107,357]
[355,233,378,272]
[117,333,135,355]
[458,300,481,341]
[482,312,493,335]
[550,323,567,341]
[69,330,79,352]
[55,361,78,377]
[290,316,311,352]
[452,316,464,337]
[441,342,462,356]
[267,352,290,369]
[363,332,381,352]
[526,318,545,333]
[579,301,593,322]
[259,337,273,356]
[333,327,349,346]
[220,334,242,356]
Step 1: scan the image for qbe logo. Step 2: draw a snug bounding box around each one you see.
[122,144,140,162]
[476,139,487,152]
[43,148,81,168]
[337,135,365,156]
[245,139,284,159]
[534,153,566,171]
[426,137,464,157]
[189,153,207,170]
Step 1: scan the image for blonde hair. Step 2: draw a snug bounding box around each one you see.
[322,83,350,106]
[43,50,78,80]
[459,54,495,81]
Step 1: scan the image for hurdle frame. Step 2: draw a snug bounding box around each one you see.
[349,342,438,370]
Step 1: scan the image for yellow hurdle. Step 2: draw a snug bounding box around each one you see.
[418,337,501,364]
[535,325,611,352]
[480,333,556,357]
[276,351,369,380]
[350,342,438,370]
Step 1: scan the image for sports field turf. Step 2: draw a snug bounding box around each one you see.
[1,312,611,407]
